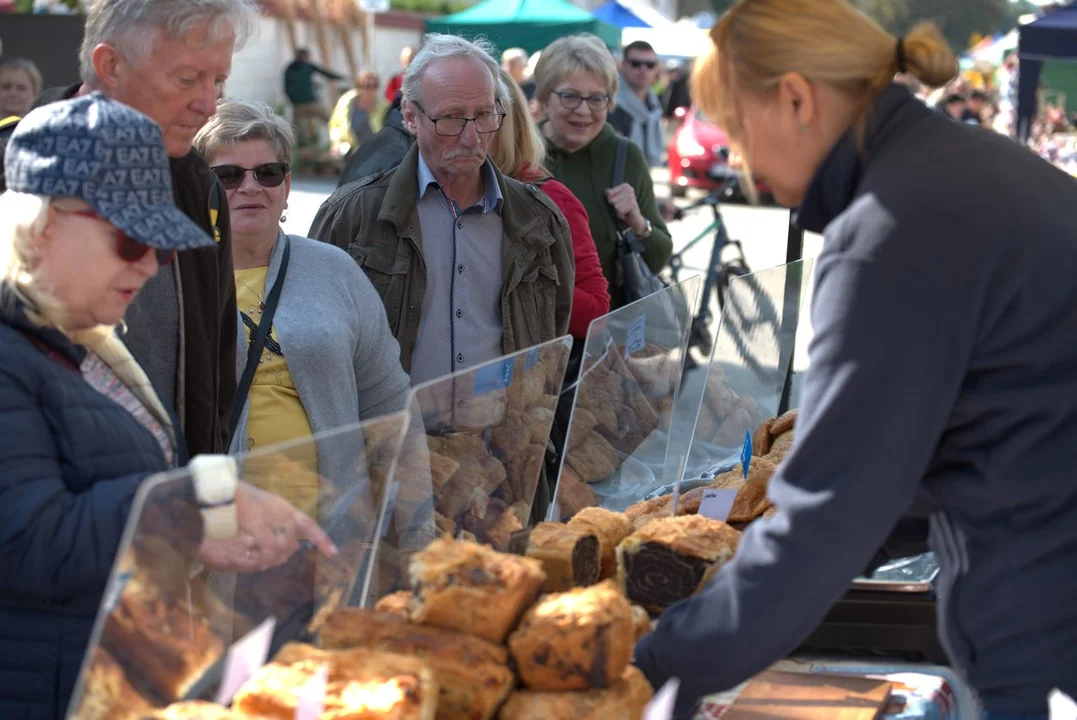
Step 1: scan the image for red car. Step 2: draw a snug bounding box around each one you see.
[668,105,772,203]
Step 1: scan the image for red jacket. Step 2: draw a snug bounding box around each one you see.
[385,73,404,103]
[539,179,611,338]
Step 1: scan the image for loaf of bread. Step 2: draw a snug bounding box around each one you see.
[232,643,437,720]
[374,590,414,618]
[77,647,150,720]
[102,574,223,703]
[319,608,514,720]
[617,515,741,615]
[567,507,634,580]
[408,537,546,643]
[508,580,634,692]
[497,665,652,720]
[141,701,270,719]
[525,522,601,592]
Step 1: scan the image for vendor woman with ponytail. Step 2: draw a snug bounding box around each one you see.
[633,1,1077,717]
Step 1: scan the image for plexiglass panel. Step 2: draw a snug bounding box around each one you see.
[549,277,702,520]
[66,411,410,718]
[365,337,574,602]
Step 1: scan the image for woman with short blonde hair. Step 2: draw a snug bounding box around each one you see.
[0,58,43,118]
[535,34,671,310]
[634,2,1077,716]
[488,68,609,339]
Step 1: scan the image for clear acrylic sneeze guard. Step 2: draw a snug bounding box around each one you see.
[66,411,411,718]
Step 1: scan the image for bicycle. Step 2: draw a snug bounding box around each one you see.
[665,174,752,363]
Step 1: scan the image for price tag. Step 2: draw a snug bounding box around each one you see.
[294,663,329,720]
[473,358,515,396]
[741,429,753,478]
[215,616,276,705]
[626,314,646,357]
[525,347,541,371]
[643,678,681,720]
[698,488,738,522]
[1049,688,1077,720]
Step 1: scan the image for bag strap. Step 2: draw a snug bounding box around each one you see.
[229,237,290,439]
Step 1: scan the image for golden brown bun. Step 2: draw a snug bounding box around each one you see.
[751,417,774,456]
[79,647,151,720]
[497,665,652,720]
[374,590,414,618]
[408,538,546,643]
[509,581,633,692]
[318,609,513,720]
[233,643,437,720]
[727,458,778,524]
[142,701,270,719]
[568,507,634,580]
[769,409,797,437]
[765,429,794,463]
[102,574,223,703]
[617,516,741,615]
[526,522,601,592]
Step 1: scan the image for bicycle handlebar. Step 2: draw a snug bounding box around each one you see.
[672,175,740,221]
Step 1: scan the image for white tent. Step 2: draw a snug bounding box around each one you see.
[621,19,710,60]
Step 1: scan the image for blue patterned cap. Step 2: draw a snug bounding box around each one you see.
[4,92,213,252]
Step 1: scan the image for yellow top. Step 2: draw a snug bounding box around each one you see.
[235,267,320,517]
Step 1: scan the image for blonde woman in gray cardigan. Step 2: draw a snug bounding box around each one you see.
[194,100,412,519]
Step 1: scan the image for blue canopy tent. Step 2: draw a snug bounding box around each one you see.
[1017,1,1077,141]
[592,0,671,29]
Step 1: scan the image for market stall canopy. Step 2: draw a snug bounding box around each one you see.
[1017,0,1077,140]
[592,0,674,29]
[423,0,621,55]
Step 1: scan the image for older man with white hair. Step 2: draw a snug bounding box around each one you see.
[309,33,574,387]
[31,0,257,456]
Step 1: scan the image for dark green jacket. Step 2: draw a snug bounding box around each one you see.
[284,60,344,105]
[543,123,672,309]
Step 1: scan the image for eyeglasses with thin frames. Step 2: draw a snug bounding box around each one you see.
[413,102,506,136]
[55,208,174,266]
[552,90,611,112]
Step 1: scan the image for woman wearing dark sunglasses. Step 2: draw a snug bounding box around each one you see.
[195,99,411,519]
[0,94,337,719]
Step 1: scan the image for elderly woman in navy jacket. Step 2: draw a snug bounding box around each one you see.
[0,94,335,719]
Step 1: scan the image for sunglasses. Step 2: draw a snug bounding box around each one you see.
[627,59,658,70]
[59,208,174,266]
[211,162,290,191]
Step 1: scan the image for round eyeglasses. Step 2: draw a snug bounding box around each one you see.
[552,90,611,112]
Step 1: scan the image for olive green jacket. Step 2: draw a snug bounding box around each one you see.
[308,145,575,374]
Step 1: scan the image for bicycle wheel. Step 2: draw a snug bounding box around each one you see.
[716,261,751,310]
[718,263,783,379]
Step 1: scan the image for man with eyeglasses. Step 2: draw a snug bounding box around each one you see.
[309,34,574,386]
[609,40,665,167]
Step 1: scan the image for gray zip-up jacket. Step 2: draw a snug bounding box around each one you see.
[635,84,1077,717]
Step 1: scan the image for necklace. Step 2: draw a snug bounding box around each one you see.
[239,280,266,316]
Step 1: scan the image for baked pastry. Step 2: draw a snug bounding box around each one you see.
[319,608,514,720]
[490,408,532,460]
[526,406,556,445]
[233,643,437,720]
[433,435,507,521]
[617,515,741,615]
[142,701,269,719]
[752,410,797,457]
[507,366,547,412]
[498,665,652,720]
[623,495,672,529]
[77,647,150,720]
[567,507,633,580]
[459,498,523,550]
[503,445,545,507]
[375,590,414,618]
[408,537,546,643]
[554,466,600,520]
[630,605,651,641]
[102,574,223,703]
[508,580,633,691]
[525,522,601,592]
[565,433,620,485]
[765,428,795,463]
[427,452,461,493]
[565,407,598,451]
[727,457,778,524]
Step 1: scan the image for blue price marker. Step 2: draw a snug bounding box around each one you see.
[474,358,515,396]
[626,314,646,357]
[525,347,541,371]
[741,429,753,478]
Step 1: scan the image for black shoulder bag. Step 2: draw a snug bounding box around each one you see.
[612,137,669,305]
[228,237,290,439]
